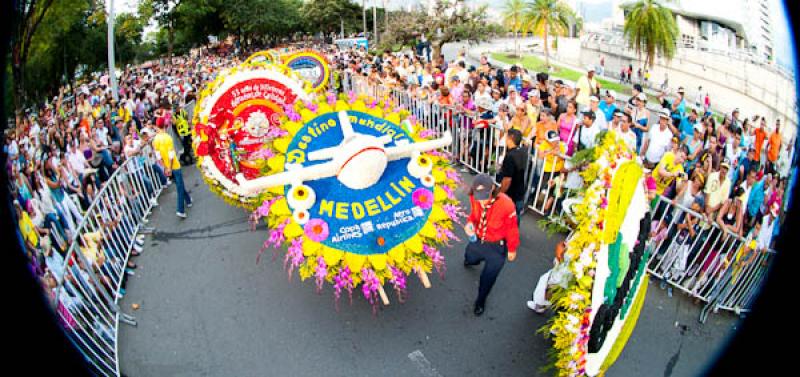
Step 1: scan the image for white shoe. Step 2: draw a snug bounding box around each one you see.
[150,198,159,207]
[136,235,145,244]
[176,212,187,219]
[526,300,538,311]
[133,244,143,252]
[187,201,193,208]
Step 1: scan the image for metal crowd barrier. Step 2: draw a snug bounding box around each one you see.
[341,70,776,318]
[50,145,165,376]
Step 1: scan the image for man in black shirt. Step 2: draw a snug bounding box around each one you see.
[500,128,529,222]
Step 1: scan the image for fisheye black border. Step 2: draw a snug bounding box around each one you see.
[1,1,797,375]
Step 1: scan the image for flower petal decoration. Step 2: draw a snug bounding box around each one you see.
[251,93,462,309]
[304,218,330,242]
[412,188,434,210]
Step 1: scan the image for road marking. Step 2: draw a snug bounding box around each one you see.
[407,350,443,377]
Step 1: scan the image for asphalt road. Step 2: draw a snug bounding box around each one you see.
[118,165,739,377]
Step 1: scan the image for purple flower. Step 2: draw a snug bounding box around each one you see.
[326,93,337,106]
[419,129,436,139]
[389,266,407,303]
[347,91,356,104]
[366,99,378,109]
[268,218,290,248]
[304,219,330,242]
[333,266,354,309]
[360,267,381,314]
[315,255,327,293]
[412,188,434,210]
[442,185,456,201]
[284,237,304,279]
[407,115,418,125]
[435,224,461,245]
[423,245,446,278]
[445,169,462,185]
[252,148,275,160]
[443,204,465,224]
[304,101,318,112]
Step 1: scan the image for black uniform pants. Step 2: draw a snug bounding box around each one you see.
[464,241,507,306]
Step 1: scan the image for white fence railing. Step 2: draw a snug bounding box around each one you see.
[49,145,165,376]
[342,71,777,320]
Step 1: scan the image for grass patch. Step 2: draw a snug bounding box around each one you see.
[492,52,630,95]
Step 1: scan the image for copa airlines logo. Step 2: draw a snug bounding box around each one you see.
[284,111,433,255]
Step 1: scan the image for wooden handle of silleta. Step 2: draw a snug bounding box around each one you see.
[417,269,431,288]
[377,284,390,306]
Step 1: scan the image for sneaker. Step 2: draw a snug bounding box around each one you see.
[460,167,470,173]
[126,268,135,276]
[187,201,193,208]
[176,212,187,219]
[136,235,145,244]
[667,286,673,297]
[150,198,159,207]
[133,244,143,253]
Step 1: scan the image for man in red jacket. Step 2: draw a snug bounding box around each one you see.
[464,174,521,316]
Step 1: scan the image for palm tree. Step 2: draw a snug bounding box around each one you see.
[524,0,572,71]
[502,0,527,57]
[622,0,679,69]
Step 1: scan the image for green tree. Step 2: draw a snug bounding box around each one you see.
[10,0,57,116]
[301,0,363,36]
[622,0,679,68]
[524,0,572,71]
[222,0,302,48]
[502,0,527,57]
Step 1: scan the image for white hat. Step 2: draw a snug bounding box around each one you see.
[658,109,671,119]
[636,92,647,101]
[589,96,600,102]
[508,85,517,92]
[606,90,616,98]
[586,64,596,72]
[694,123,705,134]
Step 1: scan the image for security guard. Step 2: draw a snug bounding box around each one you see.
[464,174,521,316]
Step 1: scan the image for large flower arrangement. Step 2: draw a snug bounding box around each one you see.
[191,61,310,210]
[541,131,649,376]
[250,91,464,310]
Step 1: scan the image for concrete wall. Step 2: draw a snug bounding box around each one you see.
[566,38,797,142]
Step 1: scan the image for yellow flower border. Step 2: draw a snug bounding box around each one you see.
[257,93,462,296]
[542,131,648,376]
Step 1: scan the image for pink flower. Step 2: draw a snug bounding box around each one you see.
[284,237,304,279]
[423,245,446,278]
[347,91,357,103]
[304,101,318,112]
[315,255,327,293]
[412,188,434,209]
[442,185,456,201]
[304,219,330,242]
[360,267,381,314]
[326,93,337,106]
[443,203,465,224]
[389,266,407,303]
[419,129,436,139]
[333,266,354,309]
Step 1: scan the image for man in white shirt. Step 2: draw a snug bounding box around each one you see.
[616,113,638,152]
[574,111,602,150]
[589,96,608,131]
[641,109,674,168]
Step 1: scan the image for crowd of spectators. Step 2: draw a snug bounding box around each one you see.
[332,46,792,274]
[4,45,243,313]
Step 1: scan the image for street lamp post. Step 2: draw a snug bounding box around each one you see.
[373,1,378,44]
[363,0,367,37]
[107,0,119,101]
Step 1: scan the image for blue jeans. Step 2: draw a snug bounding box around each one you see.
[515,200,525,225]
[153,164,167,185]
[173,168,192,214]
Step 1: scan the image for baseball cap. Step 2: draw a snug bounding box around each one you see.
[589,96,600,102]
[586,64,596,72]
[636,92,647,101]
[546,129,559,142]
[471,174,496,200]
[694,123,705,133]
